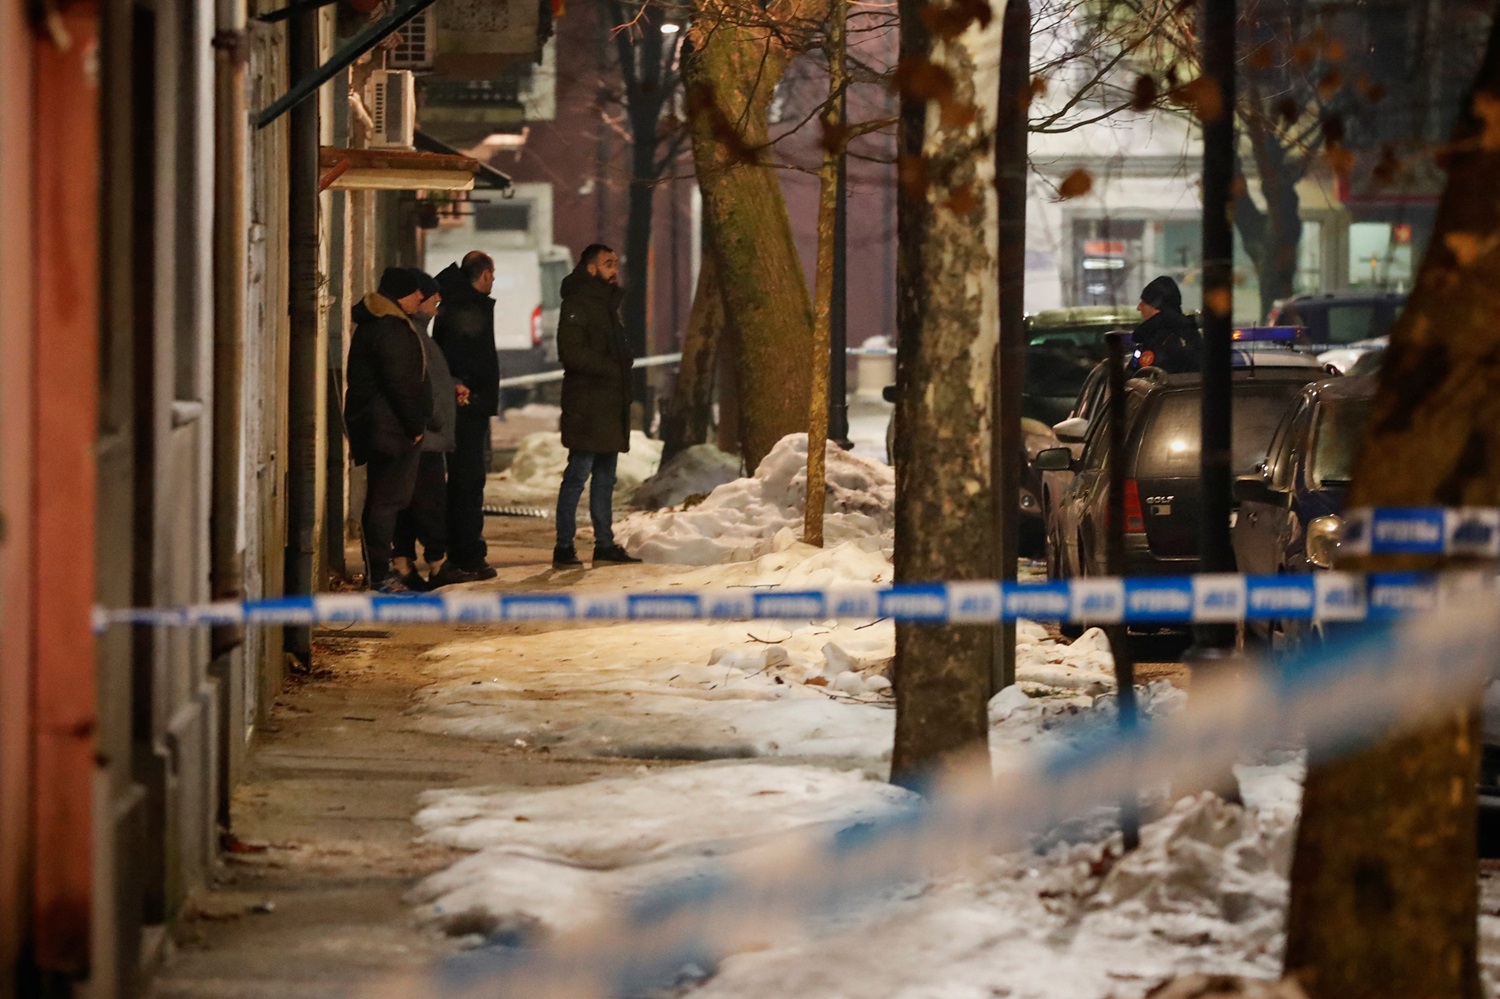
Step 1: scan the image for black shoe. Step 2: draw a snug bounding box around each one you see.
[397,569,431,592]
[453,562,498,581]
[552,547,584,570]
[592,545,642,565]
[426,563,478,588]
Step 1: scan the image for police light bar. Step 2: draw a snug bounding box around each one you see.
[1231,325,1303,342]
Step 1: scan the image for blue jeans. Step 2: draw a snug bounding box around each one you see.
[556,450,618,550]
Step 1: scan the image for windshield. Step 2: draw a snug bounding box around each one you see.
[1310,398,1374,489]
[1134,383,1307,478]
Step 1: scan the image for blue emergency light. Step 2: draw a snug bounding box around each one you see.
[1231,325,1303,342]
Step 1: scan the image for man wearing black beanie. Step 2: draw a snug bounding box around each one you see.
[344,266,434,591]
[1131,275,1202,373]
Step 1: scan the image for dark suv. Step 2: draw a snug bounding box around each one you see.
[1267,292,1404,349]
[1037,366,1324,582]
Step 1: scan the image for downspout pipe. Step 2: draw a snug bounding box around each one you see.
[285,4,319,667]
[211,0,248,830]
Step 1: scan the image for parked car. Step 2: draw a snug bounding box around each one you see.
[1230,375,1375,648]
[1035,362,1326,587]
[1268,291,1405,349]
[1024,307,1137,426]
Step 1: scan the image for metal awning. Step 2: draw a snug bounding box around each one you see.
[414,130,512,190]
[318,146,480,192]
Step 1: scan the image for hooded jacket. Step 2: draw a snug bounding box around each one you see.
[415,316,457,453]
[344,292,432,465]
[433,263,500,420]
[1132,308,1203,374]
[557,264,634,454]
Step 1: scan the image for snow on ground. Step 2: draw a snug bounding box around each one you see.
[485,430,664,505]
[616,434,894,566]
[631,444,744,510]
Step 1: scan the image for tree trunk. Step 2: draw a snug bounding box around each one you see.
[1235,120,1304,320]
[805,0,847,548]
[660,250,724,464]
[1282,15,1500,998]
[624,114,660,402]
[889,0,1003,789]
[684,0,818,471]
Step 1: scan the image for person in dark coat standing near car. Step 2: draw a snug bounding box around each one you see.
[391,269,477,591]
[552,244,641,569]
[344,266,433,592]
[1132,275,1203,373]
[433,251,500,580]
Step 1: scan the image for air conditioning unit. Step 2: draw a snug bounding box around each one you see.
[388,9,435,70]
[366,69,416,149]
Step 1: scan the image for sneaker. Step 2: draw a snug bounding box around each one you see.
[453,562,498,581]
[398,569,431,592]
[552,546,584,570]
[592,545,642,565]
[427,562,479,588]
[375,573,412,594]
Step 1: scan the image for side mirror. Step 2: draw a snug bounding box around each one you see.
[1033,446,1075,472]
[1232,471,1280,505]
[1052,416,1090,443]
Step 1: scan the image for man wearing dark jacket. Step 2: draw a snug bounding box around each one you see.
[1131,275,1202,374]
[433,251,500,580]
[552,244,641,569]
[345,266,433,591]
[392,270,477,591]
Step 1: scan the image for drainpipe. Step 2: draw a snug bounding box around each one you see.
[285,6,319,666]
[211,0,247,827]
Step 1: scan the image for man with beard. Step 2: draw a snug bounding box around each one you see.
[1131,275,1202,373]
[552,244,641,569]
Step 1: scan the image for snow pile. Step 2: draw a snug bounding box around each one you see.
[486,430,663,503]
[407,764,916,940]
[631,444,743,511]
[617,434,894,566]
[692,789,1298,999]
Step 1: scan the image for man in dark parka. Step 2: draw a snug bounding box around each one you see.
[552,244,641,569]
[344,266,433,591]
[433,251,500,580]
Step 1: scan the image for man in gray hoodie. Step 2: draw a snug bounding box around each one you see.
[392,269,477,590]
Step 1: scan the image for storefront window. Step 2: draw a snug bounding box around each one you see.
[1349,221,1414,290]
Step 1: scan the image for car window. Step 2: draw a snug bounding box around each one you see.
[1074,366,1108,421]
[1081,409,1112,469]
[1134,383,1309,478]
[1310,398,1374,489]
[1262,402,1299,488]
[1276,401,1314,491]
[1323,305,1380,345]
[540,260,570,310]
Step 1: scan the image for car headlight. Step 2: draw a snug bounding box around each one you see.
[1307,515,1343,569]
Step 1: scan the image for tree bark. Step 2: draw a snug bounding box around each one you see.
[889,0,1003,789]
[805,0,847,548]
[660,249,725,464]
[684,0,819,471]
[1282,14,1500,998]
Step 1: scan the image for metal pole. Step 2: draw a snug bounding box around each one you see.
[1190,0,1238,661]
[991,0,1030,695]
[284,7,319,667]
[1105,332,1140,850]
[829,94,852,450]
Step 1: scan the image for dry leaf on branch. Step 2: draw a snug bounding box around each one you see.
[1057,168,1093,201]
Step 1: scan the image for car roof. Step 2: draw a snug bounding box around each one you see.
[1279,291,1406,307]
[1306,374,1379,403]
[1027,306,1137,329]
[1128,367,1323,395]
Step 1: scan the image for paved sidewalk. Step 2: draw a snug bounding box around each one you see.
[148,516,664,999]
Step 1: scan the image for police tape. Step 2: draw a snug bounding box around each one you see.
[1344,506,1500,557]
[91,570,1498,632]
[365,586,1500,999]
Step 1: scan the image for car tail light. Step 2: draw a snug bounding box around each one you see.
[1123,479,1146,534]
[530,305,542,348]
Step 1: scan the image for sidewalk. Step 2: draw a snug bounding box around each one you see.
[147,516,673,999]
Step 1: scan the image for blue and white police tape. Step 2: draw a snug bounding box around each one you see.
[92,570,1492,632]
[1344,506,1500,557]
[365,586,1500,999]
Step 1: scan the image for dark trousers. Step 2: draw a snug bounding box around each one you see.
[556,450,618,551]
[362,445,422,583]
[446,415,489,568]
[394,451,448,564]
